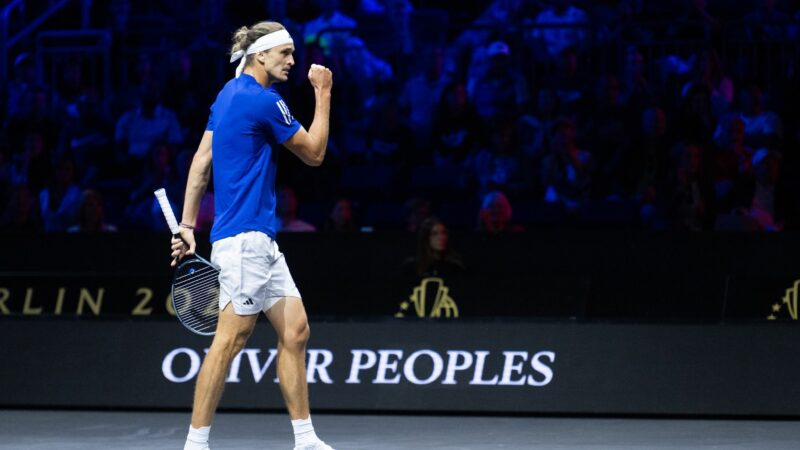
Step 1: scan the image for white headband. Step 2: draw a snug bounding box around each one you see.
[230,29,294,78]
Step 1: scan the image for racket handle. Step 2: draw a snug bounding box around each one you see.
[155,188,185,264]
[154,188,181,235]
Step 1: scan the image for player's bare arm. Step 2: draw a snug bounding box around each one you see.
[171,130,213,265]
[284,64,332,167]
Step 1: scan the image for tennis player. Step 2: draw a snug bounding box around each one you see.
[170,21,334,450]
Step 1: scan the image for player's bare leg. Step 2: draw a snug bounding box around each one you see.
[184,304,258,450]
[266,297,311,419]
[266,297,334,449]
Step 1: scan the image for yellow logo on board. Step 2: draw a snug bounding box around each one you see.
[767,280,798,321]
[395,277,459,319]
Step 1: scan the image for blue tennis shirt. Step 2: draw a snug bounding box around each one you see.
[206,74,301,242]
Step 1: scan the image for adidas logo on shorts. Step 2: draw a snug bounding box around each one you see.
[243,298,255,306]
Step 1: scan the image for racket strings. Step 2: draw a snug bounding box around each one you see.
[174,273,220,296]
[173,261,220,335]
[174,296,218,332]
[173,286,218,313]
[174,279,220,308]
[174,265,217,281]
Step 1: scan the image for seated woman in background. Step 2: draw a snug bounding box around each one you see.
[410,217,465,278]
[323,197,357,232]
[396,217,466,319]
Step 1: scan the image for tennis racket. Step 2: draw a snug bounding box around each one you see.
[154,188,220,336]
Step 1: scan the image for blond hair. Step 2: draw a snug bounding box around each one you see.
[230,21,286,67]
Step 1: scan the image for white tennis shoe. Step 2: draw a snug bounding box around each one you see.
[294,441,334,450]
[184,444,209,450]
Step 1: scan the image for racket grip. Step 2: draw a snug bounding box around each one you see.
[155,188,185,264]
[154,188,181,235]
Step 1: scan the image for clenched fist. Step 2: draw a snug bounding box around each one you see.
[308,64,333,92]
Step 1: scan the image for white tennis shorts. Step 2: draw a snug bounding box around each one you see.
[211,231,301,315]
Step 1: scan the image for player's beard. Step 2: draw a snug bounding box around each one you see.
[270,67,289,83]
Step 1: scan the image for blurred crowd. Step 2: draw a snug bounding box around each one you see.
[1,0,799,233]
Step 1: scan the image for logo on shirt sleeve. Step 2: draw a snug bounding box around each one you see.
[276,99,294,125]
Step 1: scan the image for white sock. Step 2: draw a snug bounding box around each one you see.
[292,416,320,447]
[184,425,211,450]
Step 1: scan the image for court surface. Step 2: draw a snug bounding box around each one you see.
[0,410,798,449]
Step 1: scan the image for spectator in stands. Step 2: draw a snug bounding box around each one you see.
[541,118,593,211]
[323,197,357,232]
[432,81,476,166]
[115,82,183,172]
[682,49,734,118]
[630,106,671,204]
[2,2,800,235]
[737,83,783,149]
[712,114,754,212]
[164,51,215,143]
[633,106,673,229]
[547,46,586,111]
[477,0,529,28]
[653,53,692,114]
[449,0,529,77]
[317,23,391,143]
[67,189,118,233]
[303,0,357,54]
[463,120,523,194]
[360,0,415,62]
[410,217,464,276]
[477,190,524,233]
[339,38,393,88]
[530,0,589,61]
[126,142,182,229]
[518,88,560,165]
[276,186,317,232]
[676,83,716,145]
[399,46,445,151]
[39,158,82,232]
[57,92,112,185]
[745,148,784,231]
[586,74,630,198]
[5,53,43,121]
[114,54,155,114]
[467,41,530,123]
[358,0,387,15]
[0,185,42,232]
[620,46,655,112]
[294,41,345,135]
[664,142,716,231]
[57,61,87,114]
[396,216,465,318]
[365,98,412,163]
